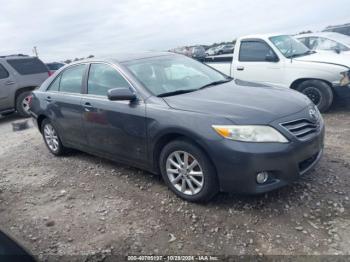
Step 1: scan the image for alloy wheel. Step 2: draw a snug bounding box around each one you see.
[22,96,31,114]
[43,124,59,152]
[165,151,204,195]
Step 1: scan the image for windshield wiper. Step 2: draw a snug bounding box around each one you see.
[288,50,316,58]
[157,89,197,97]
[157,78,233,97]
[198,78,233,90]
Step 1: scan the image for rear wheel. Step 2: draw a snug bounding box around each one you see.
[296,80,333,112]
[16,91,32,117]
[41,119,66,156]
[159,140,219,202]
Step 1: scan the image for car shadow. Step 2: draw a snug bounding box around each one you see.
[0,113,25,124]
[66,149,317,210]
[328,88,350,113]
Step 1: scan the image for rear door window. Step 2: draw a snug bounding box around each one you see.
[0,64,9,79]
[6,58,48,75]
[239,41,275,62]
[59,64,86,94]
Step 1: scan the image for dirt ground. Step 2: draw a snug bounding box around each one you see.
[0,93,350,261]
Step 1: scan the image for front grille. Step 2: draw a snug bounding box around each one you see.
[281,119,320,140]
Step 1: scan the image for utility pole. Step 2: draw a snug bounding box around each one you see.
[32,46,38,57]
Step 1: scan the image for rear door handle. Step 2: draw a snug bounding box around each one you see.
[237,66,244,71]
[45,96,53,102]
[5,81,15,85]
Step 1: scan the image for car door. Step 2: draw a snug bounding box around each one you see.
[81,62,147,164]
[0,63,17,111]
[44,64,87,147]
[234,40,285,87]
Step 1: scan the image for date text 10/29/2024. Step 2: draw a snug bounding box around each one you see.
[127,255,219,261]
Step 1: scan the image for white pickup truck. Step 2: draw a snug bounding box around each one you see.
[204,34,350,112]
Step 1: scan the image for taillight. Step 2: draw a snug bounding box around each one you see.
[48,71,53,77]
[27,94,33,108]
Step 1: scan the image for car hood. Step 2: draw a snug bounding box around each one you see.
[294,52,350,68]
[162,80,311,124]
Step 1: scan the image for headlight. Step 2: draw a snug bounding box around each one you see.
[340,71,350,86]
[212,125,288,143]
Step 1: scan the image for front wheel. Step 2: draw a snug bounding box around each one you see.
[159,140,219,202]
[296,80,333,112]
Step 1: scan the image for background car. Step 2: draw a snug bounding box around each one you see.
[46,62,65,75]
[205,46,219,56]
[171,46,191,56]
[216,44,235,55]
[0,54,49,117]
[297,32,350,54]
[204,34,350,112]
[189,46,207,61]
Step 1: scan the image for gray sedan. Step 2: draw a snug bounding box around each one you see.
[29,52,324,202]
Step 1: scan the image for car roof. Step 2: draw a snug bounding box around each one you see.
[65,52,177,66]
[101,51,176,63]
[57,52,184,68]
[296,32,344,38]
[0,55,37,60]
[239,33,284,40]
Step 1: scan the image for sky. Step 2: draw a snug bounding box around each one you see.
[0,0,349,62]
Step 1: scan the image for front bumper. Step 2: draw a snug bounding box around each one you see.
[208,125,325,194]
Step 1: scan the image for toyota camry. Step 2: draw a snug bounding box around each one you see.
[29,52,324,202]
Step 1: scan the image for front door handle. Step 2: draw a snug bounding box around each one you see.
[237,66,245,71]
[83,102,94,111]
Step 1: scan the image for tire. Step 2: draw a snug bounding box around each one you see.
[16,91,32,117]
[41,119,67,156]
[296,80,333,112]
[159,139,219,202]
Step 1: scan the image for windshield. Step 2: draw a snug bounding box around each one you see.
[270,35,311,58]
[327,32,350,46]
[123,55,228,96]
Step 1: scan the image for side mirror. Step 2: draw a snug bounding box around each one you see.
[107,88,136,101]
[334,47,341,54]
[265,53,279,62]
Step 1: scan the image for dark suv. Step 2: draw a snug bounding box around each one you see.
[0,55,49,117]
[30,52,324,202]
[190,46,207,61]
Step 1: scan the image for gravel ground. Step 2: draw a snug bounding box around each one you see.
[0,94,349,261]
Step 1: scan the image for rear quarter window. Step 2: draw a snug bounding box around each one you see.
[7,58,48,75]
[0,64,9,79]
